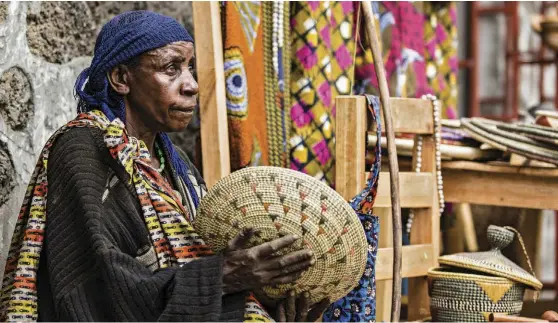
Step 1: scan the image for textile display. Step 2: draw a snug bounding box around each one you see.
[354,1,458,119]
[0,110,271,322]
[222,2,291,170]
[423,2,459,119]
[289,1,357,187]
[323,95,381,323]
[354,2,430,99]
[223,2,268,169]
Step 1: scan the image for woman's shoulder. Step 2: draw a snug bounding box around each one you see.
[49,126,109,170]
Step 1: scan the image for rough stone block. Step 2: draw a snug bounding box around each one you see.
[0,140,15,207]
[0,66,34,130]
[26,1,95,64]
[0,2,8,24]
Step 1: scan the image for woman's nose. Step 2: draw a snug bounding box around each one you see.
[181,72,199,96]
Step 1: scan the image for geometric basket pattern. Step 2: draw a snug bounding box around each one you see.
[428,267,525,322]
[195,166,367,304]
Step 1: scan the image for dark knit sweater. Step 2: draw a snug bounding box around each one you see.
[36,127,247,322]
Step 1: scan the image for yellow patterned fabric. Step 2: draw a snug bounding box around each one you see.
[289,1,357,187]
[423,2,458,119]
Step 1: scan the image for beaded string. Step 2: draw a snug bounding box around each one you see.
[154,142,166,173]
[406,94,445,234]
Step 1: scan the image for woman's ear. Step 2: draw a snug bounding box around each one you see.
[107,65,130,95]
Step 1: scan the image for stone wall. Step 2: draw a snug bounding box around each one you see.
[0,1,195,276]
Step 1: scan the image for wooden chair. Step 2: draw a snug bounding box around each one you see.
[335,96,440,321]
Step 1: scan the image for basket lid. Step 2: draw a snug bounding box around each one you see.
[438,225,542,290]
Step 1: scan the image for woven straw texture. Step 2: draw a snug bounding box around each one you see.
[461,118,558,165]
[428,267,525,322]
[439,226,542,290]
[195,166,368,303]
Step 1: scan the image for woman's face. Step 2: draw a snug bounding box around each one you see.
[125,41,198,133]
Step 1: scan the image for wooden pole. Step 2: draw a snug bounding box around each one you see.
[361,2,402,321]
[192,2,231,188]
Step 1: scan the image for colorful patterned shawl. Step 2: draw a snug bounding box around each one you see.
[0,110,271,322]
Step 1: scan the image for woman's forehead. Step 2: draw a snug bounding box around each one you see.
[144,41,194,59]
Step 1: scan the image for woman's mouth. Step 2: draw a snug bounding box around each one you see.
[170,106,195,116]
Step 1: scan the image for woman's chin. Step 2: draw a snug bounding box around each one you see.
[164,118,192,132]
[165,110,193,132]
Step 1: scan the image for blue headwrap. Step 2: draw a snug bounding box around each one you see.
[74,10,200,207]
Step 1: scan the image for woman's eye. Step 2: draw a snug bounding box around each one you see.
[188,64,195,73]
[166,64,179,74]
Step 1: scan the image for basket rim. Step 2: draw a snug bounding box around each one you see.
[428,267,516,284]
[438,258,543,290]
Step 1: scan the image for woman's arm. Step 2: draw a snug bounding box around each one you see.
[43,128,246,322]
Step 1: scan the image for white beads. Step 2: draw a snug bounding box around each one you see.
[272,1,283,73]
[406,94,445,234]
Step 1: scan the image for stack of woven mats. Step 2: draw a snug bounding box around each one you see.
[460,117,558,166]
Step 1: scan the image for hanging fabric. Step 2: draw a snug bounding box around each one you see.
[289,1,357,187]
[323,95,381,322]
[353,1,458,119]
[221,1,291,171]
[423,2,459,119]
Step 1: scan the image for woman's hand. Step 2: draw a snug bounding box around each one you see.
[222,228,315,295]
[275,291,330,322]
[543,311,558,322]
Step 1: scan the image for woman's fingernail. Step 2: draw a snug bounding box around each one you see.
[293,235,300,240]
[310,258,316,265]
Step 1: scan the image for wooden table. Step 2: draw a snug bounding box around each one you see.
[442,160,557,293]
[443,161,558,210]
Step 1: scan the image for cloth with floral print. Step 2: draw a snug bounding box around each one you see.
[322,95,381,323]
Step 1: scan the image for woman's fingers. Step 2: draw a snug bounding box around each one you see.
[252,234,300,257]
[286,291,297,322]
[543,311,558,322]
[307,297,331,322]
[262,249,314,270]
[295,292,310,322]
[266,258,314,282]
[226,227,256,252]
[276,301,286,322]
[269,271,303,285]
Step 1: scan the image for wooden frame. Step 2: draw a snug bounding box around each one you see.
[335,95,440,321]
[192,1,231,188]
[444,161,558,210]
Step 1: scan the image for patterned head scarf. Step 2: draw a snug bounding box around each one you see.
[74,10,200,206]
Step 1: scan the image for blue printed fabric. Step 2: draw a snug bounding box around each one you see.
[323,95,381,323]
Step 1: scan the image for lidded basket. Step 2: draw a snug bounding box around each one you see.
[428,225,542,322]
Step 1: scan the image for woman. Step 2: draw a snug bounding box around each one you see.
[1,11,329,322]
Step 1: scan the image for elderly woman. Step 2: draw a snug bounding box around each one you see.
[1,11,329,322]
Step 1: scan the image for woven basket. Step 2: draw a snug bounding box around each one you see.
[428,225,542,322]
[428,267,525,322]
[194,166,368,303]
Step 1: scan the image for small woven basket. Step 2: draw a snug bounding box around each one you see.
[194,166,368,303]
[428,225,542,322]
[428,267,525,322]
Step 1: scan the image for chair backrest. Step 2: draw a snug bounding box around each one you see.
[335,95,439,321]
